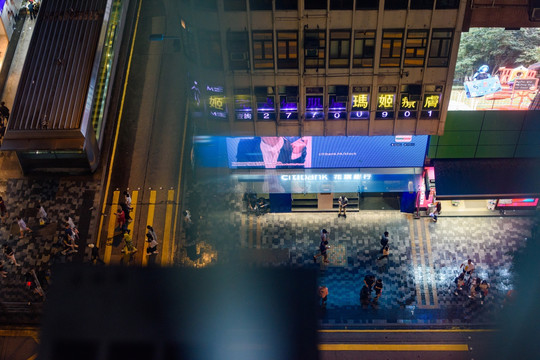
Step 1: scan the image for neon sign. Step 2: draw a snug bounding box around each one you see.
[257,96,275,120]
[420,93,441,118]
[398,94,418,119]
[207,85,227,120]
[329,96,347,120]
[376,93,395,119]
[234,94,253,121]
[350,93,370,119]
[279,96,298,120]
[280,173,371,181]
[306,95,324,120]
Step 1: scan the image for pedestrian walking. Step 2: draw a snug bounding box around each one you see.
[61,234,78,255]
[65,216,80,239]
[123,191,133,221]
[0,196,8,223]
[460,259,475,276]
[373,279,383,303]
[3,244,20,266]
[364,274,375,291]
[145,226,158,256]
[115,207,128,234]
[121,232,137,254]
[318,286,328,309]
[377,245,389,261]
[380,231,389,253]
[28,3,35,20]
[0,260,7,277]
[469,277,481,299]
[454,272,466,296]
[429,201,442,222]
[87,243,105,264]
[36,203,48,225]
[479,280,490,305]
[0,101,9,120]
[338,196,348,217]
[360,285,371,307]
[15,216,32,238]
[314,230,330,264]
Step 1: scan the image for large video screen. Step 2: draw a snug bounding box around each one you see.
[226,135,428,169]
[450,28,540,111]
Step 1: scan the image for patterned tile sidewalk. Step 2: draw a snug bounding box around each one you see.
[0,177,101,308]
[182,176,535,325]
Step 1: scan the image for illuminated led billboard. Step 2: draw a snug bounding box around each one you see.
[226,135,428,169]
[450,28,540,111]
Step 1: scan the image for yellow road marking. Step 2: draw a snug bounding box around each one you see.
[318,344,469,351]
[142,190,156,266]
[417,218,430,307]
[26,354,38,360]
[0,329,39,343]
[161,190,174,265]
[256,216,261,249]
[104,190,120,264]
[127,191,138,235]
[424,218,439,307]
[96,0,142,249]
[408,216,422,307]
[319,329,495,333]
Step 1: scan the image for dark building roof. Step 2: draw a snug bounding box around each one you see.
[434,158,540,199]
[7,0,107,133]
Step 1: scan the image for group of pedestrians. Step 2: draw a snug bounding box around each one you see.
[114,190,159,259]
[360,275,384,307]
[454,259,490,305]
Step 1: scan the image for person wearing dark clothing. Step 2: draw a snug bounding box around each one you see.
[364,275,375,291]
[373,279,383,302]
[338,196,348,217]
[314,237,330,264]
[256,197,270,215]
[318,286,328,309]
[28,3,35,20]
[88,243,105,264]
[454,272,466,296]
[0,196,8,223]
[360,285,371,307]
[120,202,132,221]
[380,231,389,252]
[145,231,158,255]
[0,102,9,120]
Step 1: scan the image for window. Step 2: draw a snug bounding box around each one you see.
[305,0,327,10]
[277,31,298,69]
[404,30,428,67]
[305,87,324,120]
[227,32,249,70]
[276,0,297,10]
[353,30,375,68]
[384,0,407,10]
[253,31,274,69]
[380,30,403,67]
[304,30,326,69]
[356,0,378,9]
[330,0,353,10]
[436,0,459,9]
[410,0,434,9]
[250,0,272,10]
[329,31,350,68]
[224,0,246,11]
[428,29,453,67]
[199,32,222,69]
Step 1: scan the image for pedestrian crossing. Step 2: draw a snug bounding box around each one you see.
[99,189,181,266]
[408,216,439,309]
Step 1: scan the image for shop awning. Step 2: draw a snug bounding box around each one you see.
[433,159,540,199]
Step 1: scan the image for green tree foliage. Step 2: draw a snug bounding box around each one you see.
[454,28,540,82]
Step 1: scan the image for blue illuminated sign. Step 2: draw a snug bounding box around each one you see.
[329,96,347,120]
[279,96,298,120]
[234,94,253,121]
[306,95,324,120]
[257,96,275,120]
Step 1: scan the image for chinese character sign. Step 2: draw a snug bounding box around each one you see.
[352,94,369,110]
[400,95,417,110]
[377,94,395,110]
[209,96,225,110]
[423,94,440,109]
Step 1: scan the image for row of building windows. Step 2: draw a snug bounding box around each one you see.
[189,29,453,70]
[197,84,443,121]
[191,0,460,11]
